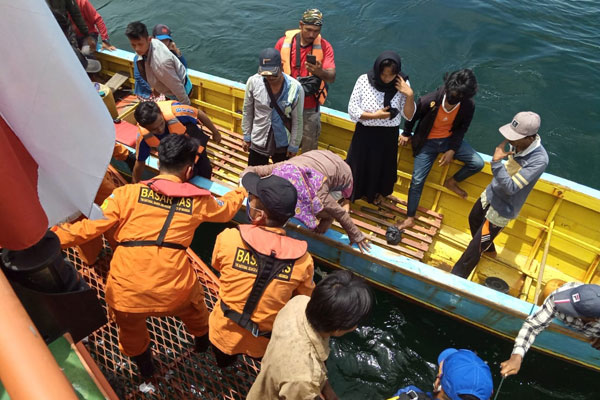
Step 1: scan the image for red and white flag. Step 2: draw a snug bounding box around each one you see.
[0,0,114,250]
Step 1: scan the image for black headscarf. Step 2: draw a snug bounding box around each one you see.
[366,51,408,119]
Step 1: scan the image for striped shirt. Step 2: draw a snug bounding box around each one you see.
[512,282,600,357]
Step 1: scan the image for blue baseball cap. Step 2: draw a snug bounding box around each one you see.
[438,349,493,400]
[152,24,172,41]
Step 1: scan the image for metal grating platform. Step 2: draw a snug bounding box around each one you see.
[63,167,259,399]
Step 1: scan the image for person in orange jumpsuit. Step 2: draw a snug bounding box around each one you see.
[209,171,315,368]
[53,134,246,378]
[75,142,135,264]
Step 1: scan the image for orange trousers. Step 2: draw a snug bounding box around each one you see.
[109,281,209,357]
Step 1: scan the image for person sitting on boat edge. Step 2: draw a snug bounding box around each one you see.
[451,111,549,278]
[247,270,373,400]
[500,282,600,377]
[242,48,304,166]
[132,100,221,182]
[346,51,415,206]
[397,69,483,231]
[126,21,192,104]
[243,150,371,253]
[71,0,116,53]
[133,24,190,101]
[275,8,336,152]
[52,135,246,378]
[47,0,97,71]
[390,348,493,400]
[208,172,315,367]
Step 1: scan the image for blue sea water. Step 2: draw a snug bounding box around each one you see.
[95,0,600,398]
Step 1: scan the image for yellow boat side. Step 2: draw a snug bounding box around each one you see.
[97,50,600,305]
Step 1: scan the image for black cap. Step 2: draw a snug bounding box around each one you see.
[258,48,282,76]
[242,173,297,220]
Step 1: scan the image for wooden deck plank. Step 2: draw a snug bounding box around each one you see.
[385,196,444,219]
[207,141,248,162]
[379,201,442,229]
[350,218,429,252]
[206,149,247,170]
[350,209,433,244]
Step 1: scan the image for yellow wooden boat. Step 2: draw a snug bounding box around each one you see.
[96,49,600,371]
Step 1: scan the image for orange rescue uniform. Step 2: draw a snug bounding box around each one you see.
[209,225,315,358]
[76,142,132,264]
[54,174,246,356]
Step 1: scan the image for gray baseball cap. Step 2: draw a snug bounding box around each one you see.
[499,111,541,141]
[554,284,600,318]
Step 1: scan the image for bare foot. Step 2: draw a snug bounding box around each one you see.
[373,194,384,206]
[483,249,497,257]
[396,217,415,230]
[444,177,468,199]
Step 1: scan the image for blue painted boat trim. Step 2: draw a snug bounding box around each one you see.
[187,174,600,370]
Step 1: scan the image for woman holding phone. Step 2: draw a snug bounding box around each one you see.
[346,51,416,205]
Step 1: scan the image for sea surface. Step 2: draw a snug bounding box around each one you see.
[94,0,600,398]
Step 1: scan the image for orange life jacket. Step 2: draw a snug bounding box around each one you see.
[220,224,307,337]
[137,101,205,154]
[280,29,328,105]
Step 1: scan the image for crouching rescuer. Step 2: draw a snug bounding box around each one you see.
[208,172,315,367]
[53,134,246,378]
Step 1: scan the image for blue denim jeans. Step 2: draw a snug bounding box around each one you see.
[406,138,484,217]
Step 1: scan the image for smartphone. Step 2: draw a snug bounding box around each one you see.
[306,54,317,65]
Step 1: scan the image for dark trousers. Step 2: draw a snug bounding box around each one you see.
[247,149,288,167]
[451,198,504,278]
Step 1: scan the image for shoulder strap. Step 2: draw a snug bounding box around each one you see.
[295,33,302,74]
[263,77,292,132]
[118,189,187,250]
[220,226,302,337]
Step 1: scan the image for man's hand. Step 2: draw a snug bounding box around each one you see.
[242,141,250,152]
[286,151,297,158]
[212,130,222,144]
[168,41,182,57]
[590,337,600,349]
[493,140,514,162]
[395,75,414,98]
[499,354,522,377]
[101,41,116,51]
[439,149,455,166]
[399,135,411,146]
[305,59,323,76]
[86,36,96,50]
[355,238,371,253]
[321,380,339,400]
[374,106,391,119]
